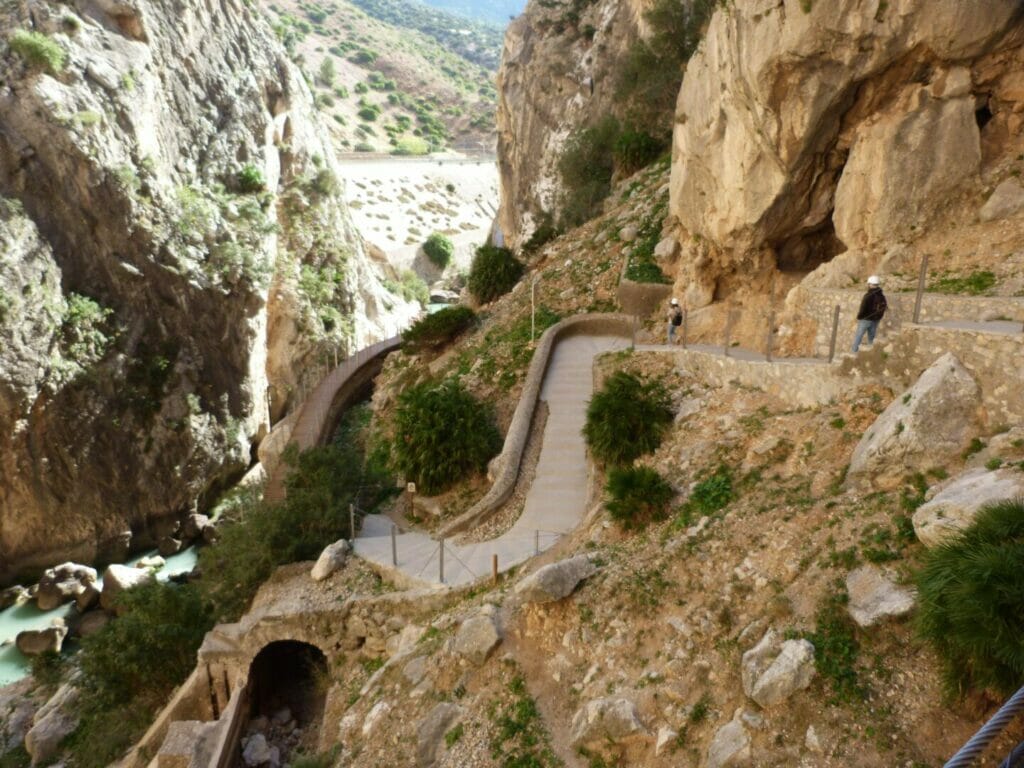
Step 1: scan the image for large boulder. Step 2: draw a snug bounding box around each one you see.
[707,716,751,768]
[416,702,463,767]
[75,610,113,638]
[849,354,981,487]
[452,608,502,666]
[913,468,1024,547]
[846,565,916,628]
[0,585,28,610]
[310,539,351,581]
[515,555,598,604]
[35,562,98,611]
[16,621,68,656]
[569,698,644,748]
[241,733,279,768]
[100,563,155,613]
[741,629,815,707]
[25,683,79,765]
[980,179,1024,221]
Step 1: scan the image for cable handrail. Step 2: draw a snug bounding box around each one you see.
[944,684,1024,767]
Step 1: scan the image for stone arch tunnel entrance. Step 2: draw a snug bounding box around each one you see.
[240,641,329,765]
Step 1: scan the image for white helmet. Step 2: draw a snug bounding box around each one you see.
[867,275,881,285]
[670,298,679,305]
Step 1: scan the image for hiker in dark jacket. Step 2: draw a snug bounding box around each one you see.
[851,275,887,352]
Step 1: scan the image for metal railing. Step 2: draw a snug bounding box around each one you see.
[944,684,1024,767]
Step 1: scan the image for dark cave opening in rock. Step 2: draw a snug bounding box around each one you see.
[242,641,329,764]
[975,103,994,130]
[772,216,847,275]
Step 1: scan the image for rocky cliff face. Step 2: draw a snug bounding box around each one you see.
[668,0,1024,308]
[496,0,645,249]
[0,0,415,582]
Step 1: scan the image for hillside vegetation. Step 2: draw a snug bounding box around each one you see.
[264,0,498,153]
[419,0,524,27]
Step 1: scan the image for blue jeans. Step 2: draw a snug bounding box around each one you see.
[667,322,676,344]
[852,319,879,352]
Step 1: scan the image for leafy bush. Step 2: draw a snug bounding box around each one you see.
[613,128,664,175]
[915,498,1024,696]
[403,306,476,351]
[423,232,455,268]
[624,203,670,284]
[9,29,66,75]
[583,371,673,466]
[557,115,619,229]
[615,0,717,137]
[520,213,559,257]
[605,465,674,529]
[688,465,734,515]
[929,270,997,296]
[806,583,869,704]
[237,164,266,193]
[390,379,501,495]
[393,136,430,155]
[468,244,523,304]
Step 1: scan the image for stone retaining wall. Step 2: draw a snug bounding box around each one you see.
[437,313,634,537]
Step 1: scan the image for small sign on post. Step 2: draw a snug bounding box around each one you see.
[407,482,416,520]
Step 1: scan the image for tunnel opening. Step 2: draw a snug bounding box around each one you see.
[975,102,993,131]
[242,641,328,765]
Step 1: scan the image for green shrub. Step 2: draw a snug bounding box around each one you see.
[520,213,559,257]
[393,136,430,155]
[9,29,66,75]
[929,270,997,296]
[468,244,523,304]
[557,115,619,229]
[605,465,674,529]
[915,498,1024,696]
[688,465,734,515]
[237,164,266,193]
[583,371,673,466]
[390,379,501,495]
[613,128,664,175]
[806,583,869,704]
[423,232,455,268]
[403,306,476,351]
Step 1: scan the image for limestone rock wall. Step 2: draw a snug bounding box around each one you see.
[668,0,1023,308]
[0,0,413,582]
[496,0,646,249]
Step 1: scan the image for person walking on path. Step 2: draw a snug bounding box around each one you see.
[667,298,683,345]
[851,275,887,352]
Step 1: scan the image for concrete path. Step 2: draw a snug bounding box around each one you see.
[636,342,824,364]
[354,334,629,588]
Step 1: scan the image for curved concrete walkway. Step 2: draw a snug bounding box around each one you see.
[354,334,629,588]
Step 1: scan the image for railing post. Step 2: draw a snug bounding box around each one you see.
[723,310,733,357]
[765,310,775,363]
[828,305,841,363]
[681,309,688,349]
[913,254,929,324]
[631,314,637,350]
[492,554,498,585]
[390,524,397,566]
[534,529,540,555]
[438,539,445,583]
[349,504,356,544]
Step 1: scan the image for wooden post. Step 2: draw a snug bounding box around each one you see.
[828,305,841,362]
[631,314,637,349]
[439,539,445,584]
[913,255,929,324]
[390,524,398,566]
[765,310,775,363]
[723,310,733,357]
[534,529,540,555]
[681,309,688,349]
[492,554,498,585]
[349,504,356,544]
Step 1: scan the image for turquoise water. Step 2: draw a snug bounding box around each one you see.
[0,547,199,686]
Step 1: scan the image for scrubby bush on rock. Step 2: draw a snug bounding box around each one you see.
[584,371,673,466]
[605,465,674,529]
[9,29,66,74]
[391,379,501,495]
[915,498,1024,696]
[402,306,476,352]
[423,232,454,269]
[468,244,524,304]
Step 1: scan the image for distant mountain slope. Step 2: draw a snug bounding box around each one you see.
[419,0,525,27]
[349,0,505,69]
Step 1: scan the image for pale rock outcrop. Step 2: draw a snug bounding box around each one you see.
[515,554,598,604]
[707,715,751,768]
[0,0,414,583]
[569,697,644,747]
[241,733,279,768]
[655,726,678,756]
[849,353,981,486]
[25,682,79,765]
[35,562,97,611]
[669,0,1019,302]
[16,621,68,656]
[452,607,502,666]
[846,565,916,628]
[913,467,1024,547]
[310,539,351,581]
[0,678,37,754]
[100,563,155,612]
[361,700,391,737]
[416,702,463,767]
[741,629,816,707]
[496,0,645,248]
[980,178,1024,221]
